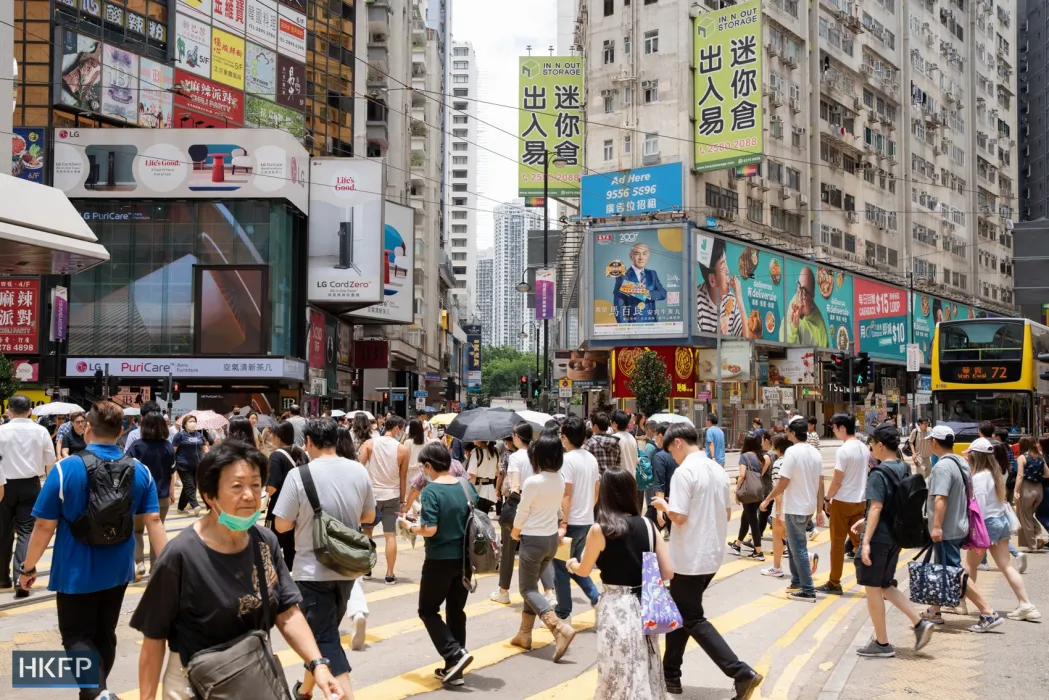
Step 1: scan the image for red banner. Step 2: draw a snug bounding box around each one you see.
[611,345,695,398]
[309,309,325,370]
[354,341,389,369]
[0,278,40,354]
[174,69,245,125]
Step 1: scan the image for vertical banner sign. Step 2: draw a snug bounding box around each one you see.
[50,286,69,342]
[854,279,907,362]
[308,309,325,369]
[535,268,556,321]
[0,279,40,354]
[692,0,763,172]
[517,56,583,197]
[464,323,482,391]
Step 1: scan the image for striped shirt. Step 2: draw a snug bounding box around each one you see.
[696,287,744,336]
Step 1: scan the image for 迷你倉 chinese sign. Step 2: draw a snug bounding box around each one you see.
[518,56,584,198]
[692,0,763,173]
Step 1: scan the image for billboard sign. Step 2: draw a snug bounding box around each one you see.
[0,279,41,354]
[464,323,482,390]
[139,59,174,129]
[276,55,305,109]
[277,6,307,61]
[175,12,212,79]
[11,128,46,182]
[613,346,695,398]
[245,43,277,98]
[692,0,763,172]
[101,45,139,123]
[695,233,784,340]
[65,356,304,379]
[307,158,385,306]
[246,0,279,45]
[211,27,246,90]
[767,348,816,385]
[535,268,555,321]
[173,69,246,124]
[563,349,609,389]
[854,278,908,362]
[346,201,415,323]
[781,260,852,351]
[517,56,583,197]
[52,128,309,212]
[580,162,683,219]
[591,226,686,337]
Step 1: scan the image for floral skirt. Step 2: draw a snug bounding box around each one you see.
[595,585,666,700]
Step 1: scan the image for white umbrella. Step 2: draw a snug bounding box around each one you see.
[123,407,141,416]
[647,413,694,426]
[515,410,553,428]
[32,402,85,417]
[353,410,375,421]
[330,409,346,418]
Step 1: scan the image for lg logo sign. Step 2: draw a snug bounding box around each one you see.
[75,362,88,373]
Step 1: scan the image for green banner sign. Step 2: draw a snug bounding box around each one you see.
[695,233,784,341]
[693,0,763,172]
[518,56,584,197]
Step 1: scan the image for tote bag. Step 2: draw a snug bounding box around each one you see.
[640,519,683,635]
[735,453,764,504]
[907,543,968,608]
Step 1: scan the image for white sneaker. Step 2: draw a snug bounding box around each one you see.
[978,562,991,571]
[1015,551,1029,574]
[1006,603,1042,622]
[544,589,557,605]
[808,527,821,542]
[760,566,784,578]
[350,613,367,650]
[489,589,511,605]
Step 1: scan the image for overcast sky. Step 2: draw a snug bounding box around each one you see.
[451,0,558,249]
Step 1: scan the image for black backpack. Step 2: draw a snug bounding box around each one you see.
[873,464,930,549]
[67,452,137,546]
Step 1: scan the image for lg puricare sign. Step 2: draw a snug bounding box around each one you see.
[65,357,306,380]
[308,158,386,308]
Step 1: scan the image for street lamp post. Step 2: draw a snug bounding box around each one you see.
[519,321,540,382]
[541,151,567,409]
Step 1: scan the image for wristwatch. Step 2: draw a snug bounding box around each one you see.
[19,566,36,577]
[304,657,330,673]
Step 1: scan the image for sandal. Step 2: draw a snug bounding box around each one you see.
[920,608,944,625]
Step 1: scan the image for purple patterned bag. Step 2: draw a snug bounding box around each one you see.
[640,519,683,635]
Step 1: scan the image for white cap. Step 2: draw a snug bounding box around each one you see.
[966,437,995,454]
[925,424,954,441]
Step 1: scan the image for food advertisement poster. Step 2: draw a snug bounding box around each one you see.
[781,260,852,351]
[692,0,763,172]
[175,12,212,79]
[138,59,174,128]
[910,292,986,365]
[276,55,305,110]
[695,233,783,340]
[517,56,583,197]
[613,346,695,398]
[58,30,102,112]
[173,70,245,124]
[767,348,816,385]
[245,43,277,98]
[101,45,139,123]
[854,278,907,362]
[564,349,609,389]
[11,128,45,182]
[0,279,41,354]
[697,339,752,382]
[591,226,685,338]
[211,27,246,89]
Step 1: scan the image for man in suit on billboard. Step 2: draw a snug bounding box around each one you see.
[613,243,667,324]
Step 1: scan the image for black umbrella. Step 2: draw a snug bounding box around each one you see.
[445,407,524,442]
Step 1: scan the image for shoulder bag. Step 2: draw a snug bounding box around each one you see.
[735,453,764,504]
[907,542,968,608]
[186,528,292,699]
[640,518,683,635]
[301,465,378,577]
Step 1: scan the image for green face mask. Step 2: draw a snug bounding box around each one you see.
[217,507,261,531]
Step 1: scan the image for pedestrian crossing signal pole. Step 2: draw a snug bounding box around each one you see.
[166,373,173,416]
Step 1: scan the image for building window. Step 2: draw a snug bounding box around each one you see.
[453,88,468,97]
[644,81,659,103]
[786,168,801,190]
[453,75,469,84]
[604,0,613,15]
[624,134,632,153]
[643,133,659,156]
[454,61,469,70]
[705,184,739,211]
[452,238,467,246]
[644,30,659,54]
[452,252,468,261]
[748,198,763,223]
[624,36,632,54]
[453,170,467,179]
[452,157,468,165]
[603,40,615,64]
[453,101,468,110]
[624,86,633,105]
[604,95,613,112]
[454,47,469,56]
[453,142,467,152]
[452,211,468,220]
[453,129,467,137]
[452,183,467,192]
[603,139,614,160]
[452,197,467,205]
[452,227,467,235]
[453,115,468,124]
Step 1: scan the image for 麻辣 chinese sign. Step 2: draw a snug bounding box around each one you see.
[0,279,40,354]
[518,56,583,198]
[692,0,763,172]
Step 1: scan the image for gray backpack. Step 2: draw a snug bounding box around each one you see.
[459,478,500,591]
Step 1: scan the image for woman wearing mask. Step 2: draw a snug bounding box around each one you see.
[729,432,767,561]
[130,441,344,700]
[964,438,1041,621]
[173,416,209,514]
[467,440,500,513]
[398,443,478,686]
[60,413,88,457]
[1014,437,1049,551]
[128,412,177,580]
[567,468,673,699]
[510,433,576,661]
[265,421,308,569]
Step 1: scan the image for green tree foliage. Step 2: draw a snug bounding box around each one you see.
[627,350,671,418]
[479,346,540,401]
[0,354,17,403]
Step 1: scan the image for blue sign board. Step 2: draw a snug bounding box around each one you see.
[413,390,428,397]
[580,162,683,219]
[917,374,932,393]
[705,216,717,229]
[391,393,406,402]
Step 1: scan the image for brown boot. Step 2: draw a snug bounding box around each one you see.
[510,611,536,650]
[540,610,576,661]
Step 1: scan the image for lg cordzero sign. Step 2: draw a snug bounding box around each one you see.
[308,158,385,310]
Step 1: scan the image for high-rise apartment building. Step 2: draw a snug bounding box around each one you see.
[493,200,544,350]
[476,252,495,345]
[446,41,480,308]
[577,0,1017,312]
[1019,0,1046,220]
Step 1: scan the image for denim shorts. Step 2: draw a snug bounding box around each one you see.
[934,538,965,568]
[984,514,1011,543]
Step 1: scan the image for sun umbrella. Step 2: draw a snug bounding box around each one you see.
[515,410,553,430]
[430,413,457,427]
[185,410,228,430]
[255,414,277,429]
[32,402,85,417]
[445,407,523,442]
[352,410,375,421]
[647,413,694,426]
[330,409,346,418]
[123,407,141,416]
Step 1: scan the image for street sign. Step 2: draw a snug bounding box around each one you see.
[391,393,405,402]
[414,391,428,398]
[906,343,921,372]
[415,397,425,410]
[730,392,741,405]
[557,377,573,398]
[762,387,780,404]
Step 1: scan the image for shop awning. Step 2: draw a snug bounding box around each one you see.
[0,174,110,275]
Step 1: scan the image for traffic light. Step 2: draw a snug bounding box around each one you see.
[830,352,848,385]
[93,369,104,395]
[519,375,528,398]
[852,352,871,386]
[531,379,542,399]
[155,378,167,402]
[445,377,456,400]
[1039,353,1049,381]
[171,382,181,401]
[382,391,390,402]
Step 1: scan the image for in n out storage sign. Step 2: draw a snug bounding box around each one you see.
[517,56,583,197]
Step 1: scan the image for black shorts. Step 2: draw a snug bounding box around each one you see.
[854,541,901,589]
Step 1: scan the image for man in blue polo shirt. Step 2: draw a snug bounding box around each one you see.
[19,400,167,700]
[705,414,726,467]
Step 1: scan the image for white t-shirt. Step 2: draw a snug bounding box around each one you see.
[972,470,1007,519]
[833,439,870,504]
[667,450,731,576]
[778,442,823,516]
[507,449,531,490]
[513,470,565,536]
[561,449,600,526]
[616,431,639,471]
[468,448,500,502]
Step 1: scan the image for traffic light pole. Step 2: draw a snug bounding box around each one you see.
[542,152,550,413]
[166,372,173,417]
[847,346,854,414]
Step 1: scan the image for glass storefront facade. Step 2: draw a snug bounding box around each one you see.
[69,199,305,356]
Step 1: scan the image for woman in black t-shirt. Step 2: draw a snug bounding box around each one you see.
[264,420,308,568]
[567,468,673,700]
[130,441,344,700]
[60,414,88,457]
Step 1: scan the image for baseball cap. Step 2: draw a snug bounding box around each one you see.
[966,437,995,454]
[925,424,954,441]
[871,422,900,444]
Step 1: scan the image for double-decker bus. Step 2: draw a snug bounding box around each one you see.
[932,317,1049,449]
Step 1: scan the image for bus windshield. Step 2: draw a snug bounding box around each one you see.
[933,391,1032,437]
[939,320,1025,363]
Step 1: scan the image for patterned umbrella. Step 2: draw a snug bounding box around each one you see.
[185,410,228,430]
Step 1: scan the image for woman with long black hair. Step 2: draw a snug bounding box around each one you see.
[468,439,500,513]
[729,431,767,561]
[404,419,431,488]
[225,416,256,446]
